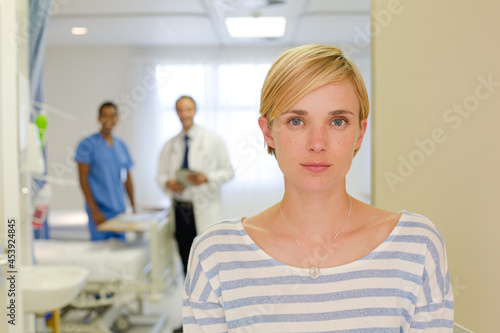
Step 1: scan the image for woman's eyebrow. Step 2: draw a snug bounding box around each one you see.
[281,109,307,116]
[329,110,355,116]
[281,109,355,116]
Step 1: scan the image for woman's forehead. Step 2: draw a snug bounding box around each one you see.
[283,82,360,113]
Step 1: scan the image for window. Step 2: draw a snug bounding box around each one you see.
[156,63,284,218]
[155,63,283,184]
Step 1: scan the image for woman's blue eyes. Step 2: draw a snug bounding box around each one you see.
[289,118,304,126]
[332,118,346,126]
[286,117,347,126]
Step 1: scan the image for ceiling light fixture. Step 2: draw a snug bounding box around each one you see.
[221,0,287,9]
[71,27,88,35]
[225,16,286,38]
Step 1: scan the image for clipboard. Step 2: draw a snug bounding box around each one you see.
[175,168,194,187]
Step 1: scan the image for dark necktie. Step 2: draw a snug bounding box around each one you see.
[182,135,189,169]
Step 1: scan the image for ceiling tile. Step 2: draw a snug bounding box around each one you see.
[51,0,206,16]
[295,14,370,44]
[306,0,370,13]
[48,16,219,46]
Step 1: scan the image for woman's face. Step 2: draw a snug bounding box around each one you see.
[259,81,367,193]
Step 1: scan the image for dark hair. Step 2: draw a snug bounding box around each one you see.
[175,96,197,109]
[98,101,118,116]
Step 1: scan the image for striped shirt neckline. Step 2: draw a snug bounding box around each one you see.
[237,210,409,274]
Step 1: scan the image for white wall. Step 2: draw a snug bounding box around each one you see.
[371,0,500,331]
[44,45,371,220]
[44,46,133,212]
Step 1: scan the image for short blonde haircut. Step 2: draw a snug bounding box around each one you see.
[259,44,369,156]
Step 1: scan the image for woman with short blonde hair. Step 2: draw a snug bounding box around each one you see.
[182,44,453,332]
[260,44,369,157]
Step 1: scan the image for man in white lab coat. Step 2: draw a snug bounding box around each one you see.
[157,96,234,276]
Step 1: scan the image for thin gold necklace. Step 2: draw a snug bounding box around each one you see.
[279,195,353,279]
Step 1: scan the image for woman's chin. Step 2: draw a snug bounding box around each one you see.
[288,178,339,194]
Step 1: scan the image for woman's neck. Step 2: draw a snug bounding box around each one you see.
[278,185,353,240]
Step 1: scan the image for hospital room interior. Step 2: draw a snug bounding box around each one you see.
[0,0,499,332]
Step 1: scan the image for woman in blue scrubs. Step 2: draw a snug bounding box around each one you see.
[75,102,136,241]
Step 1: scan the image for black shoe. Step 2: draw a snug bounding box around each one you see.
[173,326,183,333]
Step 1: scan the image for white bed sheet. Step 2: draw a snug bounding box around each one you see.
[34,239,149,282]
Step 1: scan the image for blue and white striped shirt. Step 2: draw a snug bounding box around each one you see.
[183,211,454,332]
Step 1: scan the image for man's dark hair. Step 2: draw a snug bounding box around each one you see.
[98,101,118,116]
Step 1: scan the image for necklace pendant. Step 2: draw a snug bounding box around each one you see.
[309,266,320,279]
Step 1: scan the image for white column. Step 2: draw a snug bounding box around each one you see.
[0,0,28,331]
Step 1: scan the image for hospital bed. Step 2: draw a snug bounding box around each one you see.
[33,209,175,332]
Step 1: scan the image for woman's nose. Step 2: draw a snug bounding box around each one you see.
[306,126,328,152]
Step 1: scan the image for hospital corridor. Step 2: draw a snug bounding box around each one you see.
[1,0,499,332]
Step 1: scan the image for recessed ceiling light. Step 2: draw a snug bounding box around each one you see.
[71,27,88,35]
[225,16,286,38]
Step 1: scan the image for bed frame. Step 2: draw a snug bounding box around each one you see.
[53,209,176,333]
[146,209,176,300]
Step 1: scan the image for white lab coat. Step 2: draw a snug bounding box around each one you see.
[157,125,234,232]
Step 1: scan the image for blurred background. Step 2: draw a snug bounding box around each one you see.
[1,0,499,332]
[43,0,372,220]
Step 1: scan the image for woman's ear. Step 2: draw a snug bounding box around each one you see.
[355,118,368,151]
[258,116,275,148]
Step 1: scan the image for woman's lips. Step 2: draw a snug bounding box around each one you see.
[301,163,331,173]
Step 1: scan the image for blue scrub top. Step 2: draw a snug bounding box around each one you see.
[75,133,133,240]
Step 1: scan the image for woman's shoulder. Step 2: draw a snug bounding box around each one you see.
[200,218,245,234]
[356,200,440,235]
[353,201,401,237]
[190,218,247,252]
[364,204,447,252]
[396,210,446,244]
[354,202,446,251]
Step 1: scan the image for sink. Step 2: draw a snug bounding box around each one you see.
[21,265,89,313]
